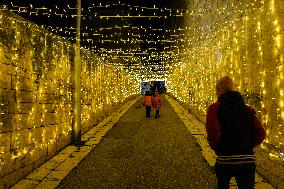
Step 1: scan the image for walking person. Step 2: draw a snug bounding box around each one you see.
[152,91,161,119]
[206,76,266,189]
[144,90,152,118]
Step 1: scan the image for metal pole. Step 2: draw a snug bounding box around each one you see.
[73,0,82,145]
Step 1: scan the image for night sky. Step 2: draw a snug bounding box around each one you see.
[1,0,187,72]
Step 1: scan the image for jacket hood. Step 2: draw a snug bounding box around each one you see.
[218,91,245,107]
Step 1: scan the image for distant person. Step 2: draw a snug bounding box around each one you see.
[206,76,265,189]
[152,91,161,119]
[144,90,152,118]
[150,81,157,96]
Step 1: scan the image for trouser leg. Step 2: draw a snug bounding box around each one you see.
[214,163,232,189]
[216,175,231,189]
[235,163,256,189]
[155,110,159,118]
[146,106,151,117]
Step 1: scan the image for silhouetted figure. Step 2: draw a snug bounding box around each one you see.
[150,82,156,96]
[206,76,265,189]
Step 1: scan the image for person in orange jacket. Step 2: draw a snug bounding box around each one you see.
[152,91,161,119]
[144,90,152,118]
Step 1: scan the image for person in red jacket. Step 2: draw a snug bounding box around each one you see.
[206,76,266,189]
[144,90,152,118]
[152,91,161,119]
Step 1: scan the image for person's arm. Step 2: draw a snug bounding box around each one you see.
[206,103,221,151]
[248,107,266,147]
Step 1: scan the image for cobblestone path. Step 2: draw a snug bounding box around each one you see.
[56,96,217,189]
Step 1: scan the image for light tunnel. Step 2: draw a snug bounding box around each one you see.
[0,0,283,188]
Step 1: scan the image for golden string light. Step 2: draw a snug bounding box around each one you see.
[167,0,283,161]
[0,0,283,177]
[0,10,140,171]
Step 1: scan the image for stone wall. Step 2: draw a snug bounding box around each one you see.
[167,0,284,188]
[0,10,139,188]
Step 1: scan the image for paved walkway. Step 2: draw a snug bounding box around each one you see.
[165,96,273,189]
[11,95,274,189]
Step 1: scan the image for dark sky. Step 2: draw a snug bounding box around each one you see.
[1,0,187,70]
[3,0,187,9]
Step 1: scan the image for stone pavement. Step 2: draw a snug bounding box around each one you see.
[11,95,274,189]
[11,96,142,189]
[56,95,216,188]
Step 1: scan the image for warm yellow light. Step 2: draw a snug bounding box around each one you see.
[280,100,284,108]
[276,35,281,48]
[281,112,284,120]
[273,19,278,25]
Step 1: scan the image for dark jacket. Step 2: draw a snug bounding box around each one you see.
[206,91,266,164]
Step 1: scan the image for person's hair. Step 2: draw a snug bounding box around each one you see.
[216,76,235,97]
[145,90,151,96]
